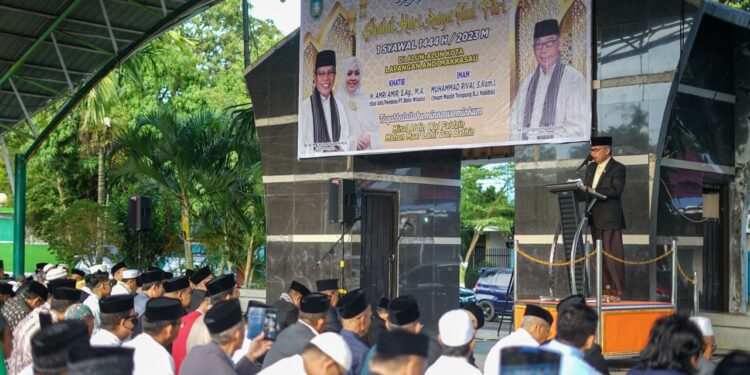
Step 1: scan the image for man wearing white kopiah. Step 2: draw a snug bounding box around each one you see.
[510,19,589,141]
[299,50,351,157]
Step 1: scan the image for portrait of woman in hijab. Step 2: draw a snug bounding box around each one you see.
[338,56,381,151]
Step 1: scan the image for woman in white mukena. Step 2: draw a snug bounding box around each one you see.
[338,56,381,151]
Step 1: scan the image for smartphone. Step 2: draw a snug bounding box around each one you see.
[247,307,265,339]
[263,308,278,341]
[38,312,52,329]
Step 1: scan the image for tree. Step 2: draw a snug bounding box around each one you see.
[460,164,515,286]
[42,199,123,267]
[112,109,228,267]
[192,105,264,286]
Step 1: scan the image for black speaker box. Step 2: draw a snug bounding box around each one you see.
[328,178,356,224]
[128,196,153,231]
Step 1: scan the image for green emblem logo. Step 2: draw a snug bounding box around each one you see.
[310,0,323,20]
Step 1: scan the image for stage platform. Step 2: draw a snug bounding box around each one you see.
[514,299,675,358]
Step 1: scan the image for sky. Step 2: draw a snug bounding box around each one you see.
[252,0,301,36]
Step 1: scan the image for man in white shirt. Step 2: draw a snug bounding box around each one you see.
[90,295,136,346]
[541,303,600,375]
[123,297,186,375]
[82,271,112,332]
[426,309,480,375]
[260,332,351,375]
[484,304,553,375]
[510,19,589,141]
[262,293,331,367]
[25,321,89,375]
[112,269,138,296]
[298,49,351,157]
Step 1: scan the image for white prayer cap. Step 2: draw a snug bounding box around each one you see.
[45,267,67,281]
[310,332,352,371]
[42,264,55,273]
[439,309,474,347]
[89,264,107,274]
[690,316,714,336]
[122,269,139,279]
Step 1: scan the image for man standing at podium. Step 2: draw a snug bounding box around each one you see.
[585,136,626,300]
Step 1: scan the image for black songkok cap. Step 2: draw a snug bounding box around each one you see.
[533,19,561,39]
[205,300,243,334]
[52,287,81,302]
[111,262,127,274]
[376,331,429,358]
[31,320,89,372]
[315,50,336,69]
[164,272,174,279]
[36,263,47,271]
[190,267,211,285]
[524,304,554,326]
[337,289,368,319]
[388,295,420,325]
[378,297,390,310]
[300,293,330,313]
[28,281,48,301]
[316,279,339,292]
[67,345,134,375]
[163,276,190,293]
[557,294,586,311]
[71,269,85,278]
[139,270,164,285]
[207,274,235,296]
[145,297,186,321]
[0,282,13,296]
[464,303,485,329]
[185,269,195,278]
[289,281,311,296]
[47,279,76,293]
[590,137,612,147]
[100,295,135,314]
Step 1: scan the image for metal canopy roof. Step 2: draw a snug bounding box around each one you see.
[0,0,216,142]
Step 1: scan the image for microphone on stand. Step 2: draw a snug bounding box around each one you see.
[576,155,593,172]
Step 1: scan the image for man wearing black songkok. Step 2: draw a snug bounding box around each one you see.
[263,293,331,367]
[298,49,352,156]
[180,300,272,375]
[370,331,430,375]
[510,19,589,141]
[585,136,627,300]
[316,278,342,333]
[272,280,311,331]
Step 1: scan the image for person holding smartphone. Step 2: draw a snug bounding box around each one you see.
[180,300,272,375]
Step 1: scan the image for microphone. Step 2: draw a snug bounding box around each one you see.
[576,155,593,171]
[401,218,414,228]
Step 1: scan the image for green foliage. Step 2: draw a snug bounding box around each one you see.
[461,164,515,235]
[716,0,750,11]
[41,200,124,267]
[0,0,282,276]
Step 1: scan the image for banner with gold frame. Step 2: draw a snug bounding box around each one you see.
[298,0,591,159]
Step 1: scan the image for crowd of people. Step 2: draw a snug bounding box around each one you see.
[0,262,747,374]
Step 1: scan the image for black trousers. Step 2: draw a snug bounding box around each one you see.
[592,229,625,296]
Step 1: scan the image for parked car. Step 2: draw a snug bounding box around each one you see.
[459,287,477,307]
[473,267,513,321]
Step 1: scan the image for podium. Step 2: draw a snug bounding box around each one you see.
[544,181,606,297]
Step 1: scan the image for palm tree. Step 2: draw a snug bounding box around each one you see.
[111,108,239,267]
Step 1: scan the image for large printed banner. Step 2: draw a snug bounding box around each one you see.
[298,0,591,158]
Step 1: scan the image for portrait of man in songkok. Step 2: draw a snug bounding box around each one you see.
[298,50,352,156]
[510,19,589,141]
